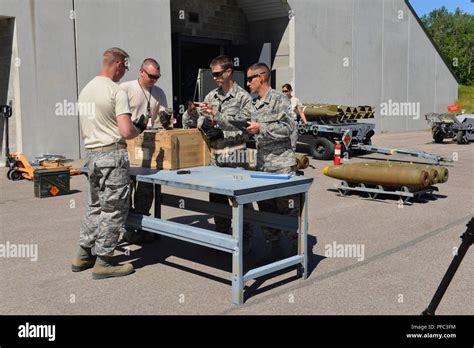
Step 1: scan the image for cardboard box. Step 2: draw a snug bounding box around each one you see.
[127,129,210,169]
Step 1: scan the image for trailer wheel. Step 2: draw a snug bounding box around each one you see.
[349,138,372,157]
[433,127,445,143]
[10,170,23,181]
[456,131,468,145]
[308,137,334,160]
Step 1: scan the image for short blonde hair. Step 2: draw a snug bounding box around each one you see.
[103,47,129,64]
[248,62,270,82]
[141,58,160,70]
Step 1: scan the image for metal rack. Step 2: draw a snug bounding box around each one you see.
[336,180,439,204]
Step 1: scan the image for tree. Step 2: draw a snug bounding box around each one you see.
[421,7,474,85]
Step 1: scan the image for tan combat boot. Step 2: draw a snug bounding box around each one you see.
[92,255,135,280]
[71,246,96,272]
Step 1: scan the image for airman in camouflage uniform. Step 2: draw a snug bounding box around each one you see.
[196,55,254,251]
[246,63,298,263]
[72,47,146,279]
[198,81,253,167]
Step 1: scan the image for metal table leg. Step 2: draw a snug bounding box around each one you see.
[154,184,161,218]
[298,192,308,279]
[231,200,244,305]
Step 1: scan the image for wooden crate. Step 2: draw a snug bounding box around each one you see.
[126,129,210,169]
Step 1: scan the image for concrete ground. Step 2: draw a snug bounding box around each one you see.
[0,130,472,315]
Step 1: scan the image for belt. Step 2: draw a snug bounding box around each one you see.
[210,143,246,155]
[87,143,127,153]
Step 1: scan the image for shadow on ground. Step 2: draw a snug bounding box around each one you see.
[115,213,324,301]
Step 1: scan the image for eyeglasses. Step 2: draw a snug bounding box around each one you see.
[247,73,264,83]
[282,90,290,93]
[143,70,160,80]
[211,69,228,78]
[118,60,129,71]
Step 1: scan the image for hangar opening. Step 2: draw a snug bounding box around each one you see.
[170,0,293,117]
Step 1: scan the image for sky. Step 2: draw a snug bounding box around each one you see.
[409,0,473,16]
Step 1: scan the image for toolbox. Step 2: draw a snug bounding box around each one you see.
[34,168,71,198]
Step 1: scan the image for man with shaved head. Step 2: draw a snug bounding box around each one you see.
[120,58,169,244]
[120,58,168,127]
[73,47,147,279]
[246,62,298,263]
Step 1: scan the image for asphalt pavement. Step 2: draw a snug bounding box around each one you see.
[0,130,472,315]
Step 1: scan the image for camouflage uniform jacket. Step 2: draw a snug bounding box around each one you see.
[182,110,199,129]
[198,82,254,150]
[252,88,296,172]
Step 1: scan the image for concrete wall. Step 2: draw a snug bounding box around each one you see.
[289,0,458,133]
[407,5,436,131]
[170,0,248,44]
[0,0,172,162]
[74,0,172,93]
[0,0,78,162]
[74,0,172,158]
[247,17,290,89]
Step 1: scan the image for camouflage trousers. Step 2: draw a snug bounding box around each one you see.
[290,127,298,152]
[210,193,253,234]
[79,149,131,256]
[209,144,248,168]
[257,166,299,253]
[131,180,154,215]
[123,179,156,243]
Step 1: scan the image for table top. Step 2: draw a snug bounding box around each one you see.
[136,166,313,196]
[129,167,159,177]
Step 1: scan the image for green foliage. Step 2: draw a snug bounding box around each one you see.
[457,85,474,113]
[421,7,474,85]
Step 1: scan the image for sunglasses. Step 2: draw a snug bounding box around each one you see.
[143,70,160,80]
[247,73,264,83]
[211,69,228,78]
[118,60,129,71]
[282,90,290,93]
